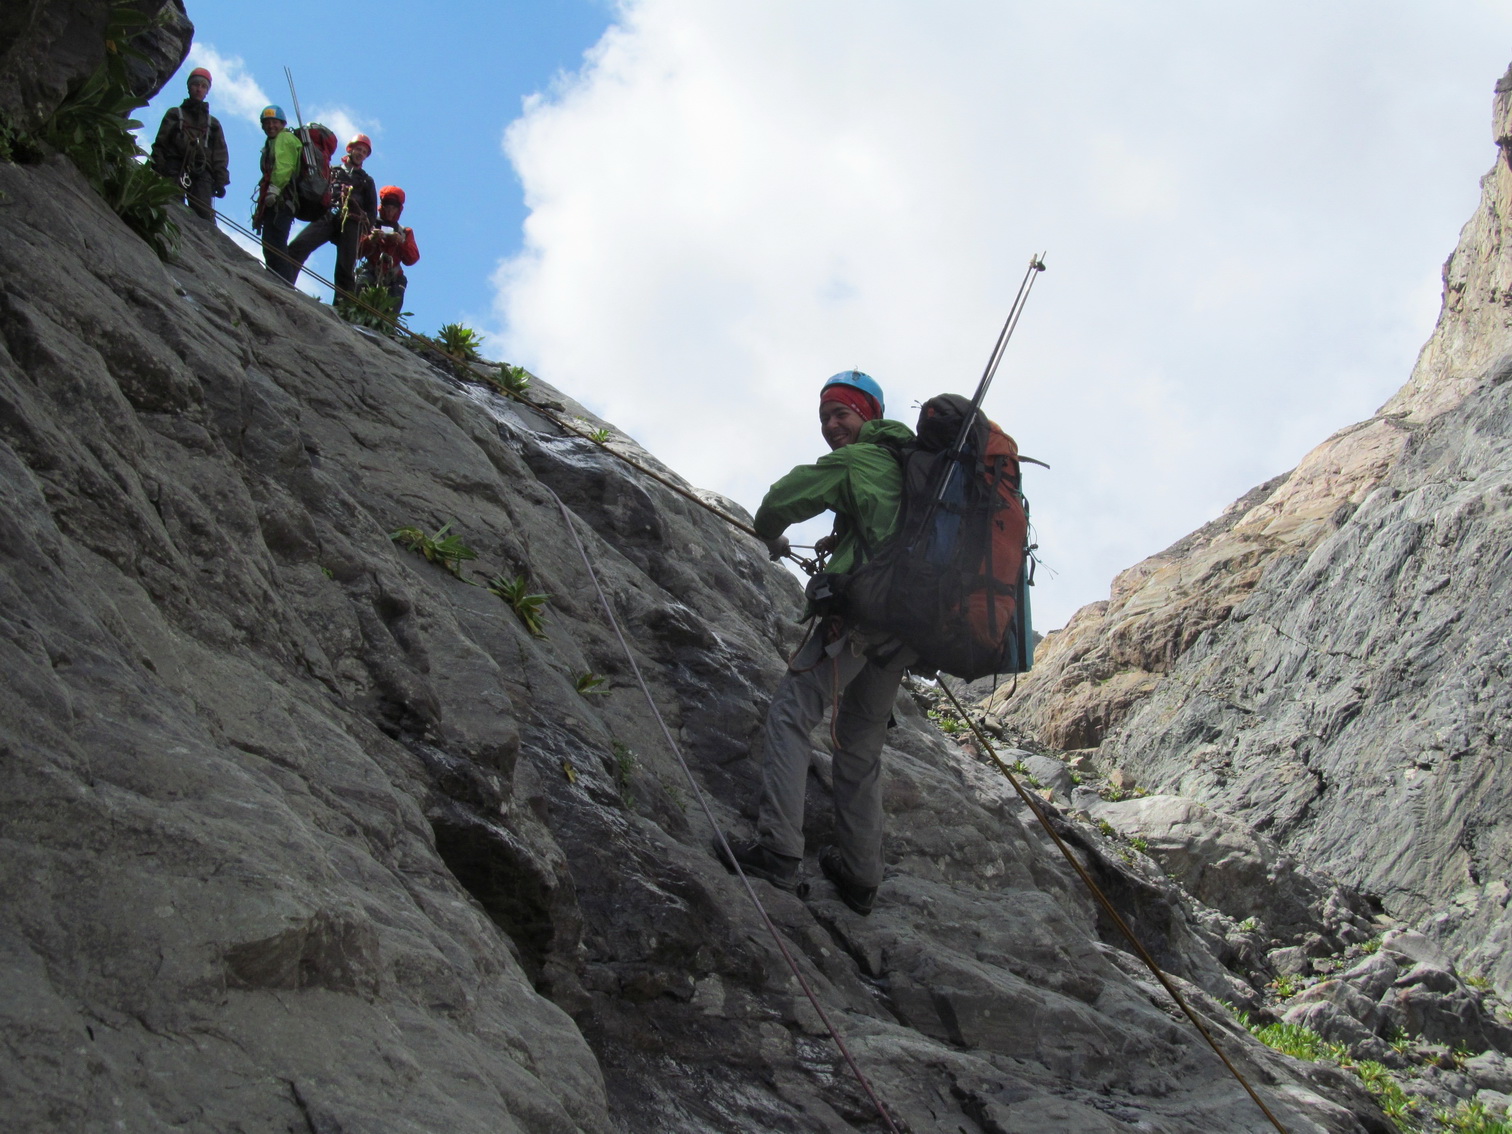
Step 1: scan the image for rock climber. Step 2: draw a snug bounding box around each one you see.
[718,371,917,916]
[355,186,420,309]
[287,133,377,299]
[149,66,229,223]
[253,105,302,284]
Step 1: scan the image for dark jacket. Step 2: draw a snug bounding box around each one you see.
[330,160,377,227]
[150,99,229,188]
[754,418,914,576]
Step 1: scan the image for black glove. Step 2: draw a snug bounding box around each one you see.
[214,186,226,198]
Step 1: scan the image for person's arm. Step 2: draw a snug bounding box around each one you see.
[149,108,178,176]
[209,117,229,190]
[398,228,419,265]
[752,451,855,539]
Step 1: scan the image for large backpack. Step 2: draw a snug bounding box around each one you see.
[290,123,338,220]
[841,393,1036,680]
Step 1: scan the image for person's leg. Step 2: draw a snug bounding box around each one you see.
[333,219,362,297]
[287,214,335,284]
[828,655,907,888]
[755,638,868,859]
[261,205,297,283]
[388,268,407,309]
[186,172,216,221]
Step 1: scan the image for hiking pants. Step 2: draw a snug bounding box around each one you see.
[260,203,298,284]
[288,213,363,297]
[755,626,911,888]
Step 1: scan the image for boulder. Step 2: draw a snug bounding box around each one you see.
[1086,794,1366,942]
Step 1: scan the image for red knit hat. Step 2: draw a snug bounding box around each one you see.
[820,383,880,422]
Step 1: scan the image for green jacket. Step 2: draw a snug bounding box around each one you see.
[260,129,302,193]
[754,418,914,576]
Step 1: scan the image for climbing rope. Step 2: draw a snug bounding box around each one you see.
[934,681,1293,1134]
[546,487,903,1134]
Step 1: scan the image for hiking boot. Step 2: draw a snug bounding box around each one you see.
[715,835,801,892]
[818,845,877,916]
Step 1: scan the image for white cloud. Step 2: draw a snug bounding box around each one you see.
[492,1,1512,630]
[307,105,382,152]
[186,43,270,124]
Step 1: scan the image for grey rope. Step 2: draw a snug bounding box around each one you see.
[546,486,903,1134]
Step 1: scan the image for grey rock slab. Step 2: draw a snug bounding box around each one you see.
[1465,1050,1512,1093]
[1381,929,1456,972]
[1021,752,1074,797]
[1086,793,1360,942]
[1337,953,1401,1002]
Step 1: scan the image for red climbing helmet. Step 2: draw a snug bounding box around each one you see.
[347,133,372,155]
[379,185,406,207]
[188,67,212,90]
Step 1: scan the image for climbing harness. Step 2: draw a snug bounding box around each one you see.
[547,487,903,1134]
[934,681,1293,1134]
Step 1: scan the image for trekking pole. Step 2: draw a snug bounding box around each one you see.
[912,253,1047,544]
[284,66,320,182]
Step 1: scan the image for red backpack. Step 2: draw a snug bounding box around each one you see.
[290,123,338,220]
[842,393,1036,680]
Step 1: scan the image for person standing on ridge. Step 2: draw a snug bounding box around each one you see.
[287,133,377,299]
[149,66,229,222]
[355,185,419,308]
[253,105,302,284]
[717,371,916,916]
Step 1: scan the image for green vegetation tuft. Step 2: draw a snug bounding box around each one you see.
[1437,1099,1512,1134]
[587,426,611,444]
[436,322,484,361]
[1249,1021,1346,1062]
[339,285,408,334]
[486,573,549,637]
[611,741,638,808]
[390,521,478,576]
[1269,973,1301,1000]
[14,2,182,258]
[1128,836,1149,854]
[494,364,531,396]
[575,671,609,696]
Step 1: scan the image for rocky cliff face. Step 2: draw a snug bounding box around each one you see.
[0,70,1408,1134]
[0,0,191,132]
[991,65,1512,990]
[989,65,1512,757]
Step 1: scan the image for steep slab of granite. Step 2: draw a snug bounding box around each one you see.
[0,153,1390,1131]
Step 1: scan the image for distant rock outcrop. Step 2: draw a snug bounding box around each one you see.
[988,63,1512,994]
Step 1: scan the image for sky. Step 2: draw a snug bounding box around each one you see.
[138,1,1512,632]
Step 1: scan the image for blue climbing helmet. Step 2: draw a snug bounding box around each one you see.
[260,104,286,124]
[820,370,885,419]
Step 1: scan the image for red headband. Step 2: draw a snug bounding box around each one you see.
[820,385,880,422]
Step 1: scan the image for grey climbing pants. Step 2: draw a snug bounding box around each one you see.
[755,624,913,888]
